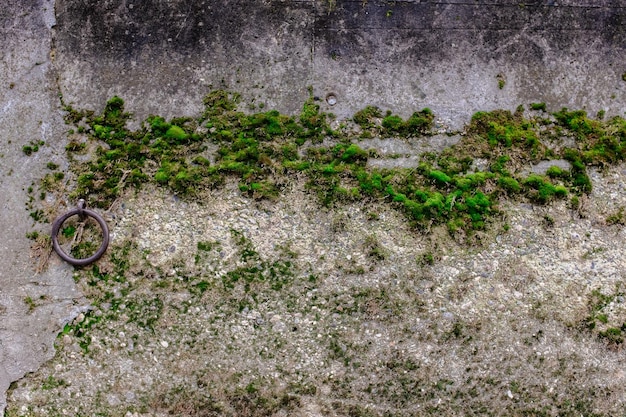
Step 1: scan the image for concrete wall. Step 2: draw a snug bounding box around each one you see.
[0,0,84,413]
[1,0,625,413]
[54,0,626,127]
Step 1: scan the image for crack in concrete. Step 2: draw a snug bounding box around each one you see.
[0,1,87,414]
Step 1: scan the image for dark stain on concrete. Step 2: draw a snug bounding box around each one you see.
[52,2,626,114]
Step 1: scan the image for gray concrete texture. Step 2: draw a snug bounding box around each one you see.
[0,0,86,414]
[1,0,625,413]
[53,0,626,127]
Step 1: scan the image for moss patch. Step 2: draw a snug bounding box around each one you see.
[47,92,626,241]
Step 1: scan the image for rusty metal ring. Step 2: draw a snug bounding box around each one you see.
[51,200,109,266]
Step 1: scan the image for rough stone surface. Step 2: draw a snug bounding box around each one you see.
[0,1,85,413]
[1,0,626,415]
[6,171,626,415]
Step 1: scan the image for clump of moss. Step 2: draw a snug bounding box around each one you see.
[22,140,45,156]
[530,102,546,112]
[496,74,506,89]
[606,207,625,226]
[100,95,130,130]
[201,90,239,119]
[299,95,331,142]
[382,113,404,134]
[554,109,626,172]
[469,110,540,150]
[553,108,602,138]
[584,289,626,347]
[381,109,433,137]
[353,105,382,130]
[353,106,433,138]
[546,165,567,179]
[498,176,521,194]
[522,174,568,204]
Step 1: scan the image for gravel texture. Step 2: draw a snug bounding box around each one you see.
[6,162,626,416]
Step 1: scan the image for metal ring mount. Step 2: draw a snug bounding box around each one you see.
[51,199,109,266]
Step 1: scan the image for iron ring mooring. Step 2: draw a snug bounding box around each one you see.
[51,199,110,266]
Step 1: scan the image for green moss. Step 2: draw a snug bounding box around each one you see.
[53,91,626,238]
[417,252,435,266]
[470,110,539,149]
[29,209,44,222]
[353,106,382,130]
[553,108,602,138]
[197,241,218,252]
[77,172,95,187]
[93,124,110,139]
[546,165,567,179]
[65,141,86,152]
[523,175,567,204]
[239,180,279,199]
[434,153,471,176]
[104,149,123,160]
[530,102,546,111]
[405,109,434,135]
[356,170,386,195]
[26,231,39,240]
[41,375,68,390]
[149,116,170,136]
[562,149,592,193]
[71,241,98,259]
[382,114,404,134]
[606,207,625,226]
[334,143,368,163]
[165,125,188,142]
[490,156,511,174]
[299,95,328,141]
[497,74,506,89]
[428,169,452,186]
[101,96,129,129]
[599,327,624,345]
[202,90,239,118]
[498,176,521,194]
[376,109,435,137]
[154,169,169,184]
[61,225,76,238]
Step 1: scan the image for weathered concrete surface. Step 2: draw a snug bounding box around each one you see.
[1,0,626,414]
[0,0,85,413]
[53,0,626,128]
[53,0,316,121]
[313,0,626,128]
